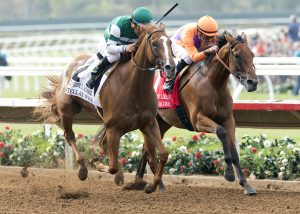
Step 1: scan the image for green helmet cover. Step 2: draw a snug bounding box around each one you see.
[131,7,153,25]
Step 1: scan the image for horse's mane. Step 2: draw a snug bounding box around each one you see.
[217,31,245,49]
[119,24,161,62]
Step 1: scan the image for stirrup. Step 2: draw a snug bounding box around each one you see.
[163,81,174,92]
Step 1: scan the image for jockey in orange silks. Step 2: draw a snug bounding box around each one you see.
[163,15,219,92]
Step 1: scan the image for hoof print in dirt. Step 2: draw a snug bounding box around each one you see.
[58,185,89,199]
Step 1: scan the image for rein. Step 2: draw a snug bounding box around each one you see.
[178,55,213,92]
[132,30,165,73]
[214,41,242,79]
[178,40,244,92]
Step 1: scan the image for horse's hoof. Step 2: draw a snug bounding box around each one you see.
[88,157,99,166]
[114,170,124,186]
[224,168,235,182]
[122,179,148,191]
[244,186,257,196]
[78,167,88,181]
[144,183,155,194]
[158,180,165,193]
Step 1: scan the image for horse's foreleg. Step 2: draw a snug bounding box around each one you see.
[123,114,171,191]
[216,126,235,182]
[224,117,257,195]
[61,116,88,181]
[195,115,234,182]
[122,146,149,191]
[89,132,124,186]
[105,129,121,174]
[140,119,168,194]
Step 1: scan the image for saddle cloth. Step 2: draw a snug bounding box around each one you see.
[65,54,117,107]
[153,72,180,109]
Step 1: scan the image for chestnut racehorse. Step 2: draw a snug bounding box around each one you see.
[126,32,258,195]
[35,23,175,194]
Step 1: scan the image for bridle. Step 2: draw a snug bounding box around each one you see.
[215,40,256,81]
[178,38,255,92]
[132,29,165,73]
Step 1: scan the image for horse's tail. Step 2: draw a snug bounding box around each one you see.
[94,126,107,150]
[34,75,60,124]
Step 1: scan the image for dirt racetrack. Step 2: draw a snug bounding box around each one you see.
[0,166,299,214]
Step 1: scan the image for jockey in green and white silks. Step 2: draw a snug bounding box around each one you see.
[76,7,153,89]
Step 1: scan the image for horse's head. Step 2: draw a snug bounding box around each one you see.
[136,23,176,79]
[218,32,258,92]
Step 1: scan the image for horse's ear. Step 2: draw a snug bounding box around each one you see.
[158,22,166,31]
[224,34,235,44]
[241,32,248,43]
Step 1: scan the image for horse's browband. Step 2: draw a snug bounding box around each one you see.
[229,40,243,49]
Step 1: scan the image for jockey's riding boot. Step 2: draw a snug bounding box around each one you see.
[86,57,111,89]
[162,79,175,92]
[163,59,188,92]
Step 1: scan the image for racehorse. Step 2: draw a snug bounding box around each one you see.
[126,32,258,195]
[34,23,176,194]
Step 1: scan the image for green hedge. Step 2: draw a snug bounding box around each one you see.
[0,126,299,180]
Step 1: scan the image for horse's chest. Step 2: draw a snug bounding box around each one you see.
[201,103,229,121]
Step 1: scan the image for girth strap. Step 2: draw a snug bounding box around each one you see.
[175,106,194,131]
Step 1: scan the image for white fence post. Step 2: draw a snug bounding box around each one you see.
[65,142,74,170]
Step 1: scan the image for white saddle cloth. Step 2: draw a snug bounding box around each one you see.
[65,54,108,107]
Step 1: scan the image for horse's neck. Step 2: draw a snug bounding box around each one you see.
[128,38,155,97]
[207,48,231,91]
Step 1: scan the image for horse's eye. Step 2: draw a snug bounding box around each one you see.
[153,44,158,49]
[234,54,240,59]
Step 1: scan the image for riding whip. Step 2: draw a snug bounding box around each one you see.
[156,3,179,24]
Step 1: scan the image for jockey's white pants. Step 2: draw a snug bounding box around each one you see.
[98,41,120,63]
[171,38,193,64]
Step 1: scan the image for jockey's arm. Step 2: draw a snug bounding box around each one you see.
[180,27,206,63]
[106,24,127,54]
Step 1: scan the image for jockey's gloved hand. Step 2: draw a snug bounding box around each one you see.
[124,43,136,53]
[204,45,219,55]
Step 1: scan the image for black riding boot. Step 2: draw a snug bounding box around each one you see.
[163,59,188,92]
[86,57,111,89]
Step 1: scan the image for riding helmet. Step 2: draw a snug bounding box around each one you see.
[197,15,219,36]
[131,7,153,25]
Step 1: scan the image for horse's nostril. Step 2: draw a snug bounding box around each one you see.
[247,79,254,85]
[247,79,258,86]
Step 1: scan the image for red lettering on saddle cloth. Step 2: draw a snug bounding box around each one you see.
[153,73,180,109]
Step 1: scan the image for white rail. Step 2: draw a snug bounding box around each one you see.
[0,57,299,99]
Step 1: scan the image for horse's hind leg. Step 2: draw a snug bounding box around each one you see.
[61,115,88,181]
[140,119,168,194]
[224,116,256,195]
